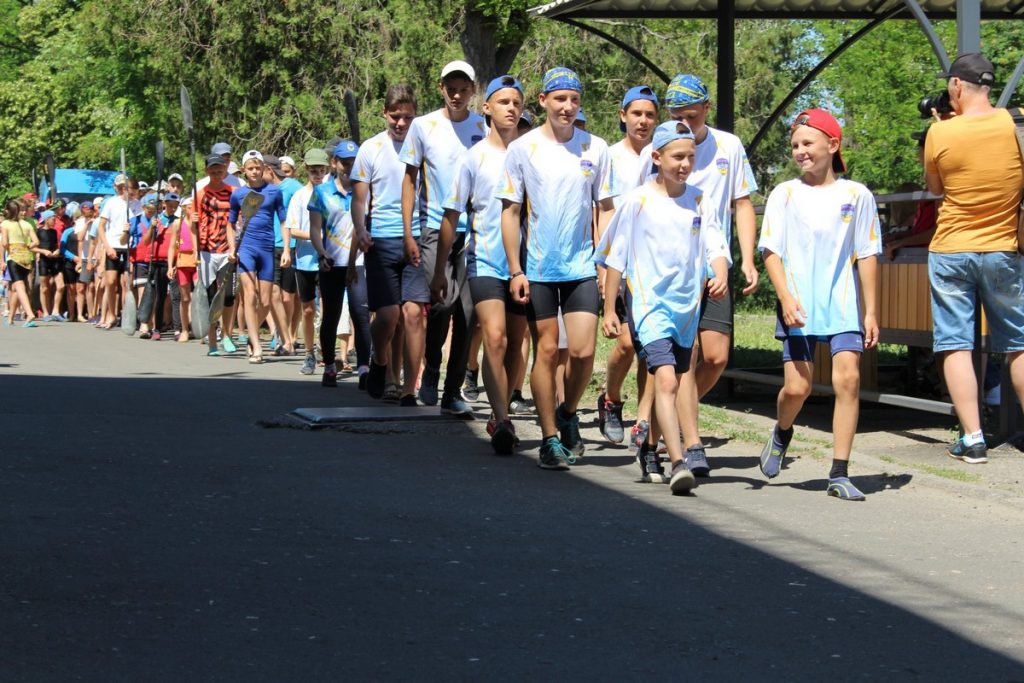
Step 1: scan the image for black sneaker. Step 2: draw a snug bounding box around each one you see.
[366,361,387,399]
[321,366,338,388]
[509,391,533,415]
[399,394,418,407]
[637,444,665,483]
[491,420,516,455]
[462,368,480,402]
[948,436,988,464]
[358,372,368,391]
[556,404,584,458]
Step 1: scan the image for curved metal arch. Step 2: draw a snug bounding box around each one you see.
[747,5,905,159]
[555,17,672,85]
[902,0,952,71]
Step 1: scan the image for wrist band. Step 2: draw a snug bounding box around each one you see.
[510,271,525,279]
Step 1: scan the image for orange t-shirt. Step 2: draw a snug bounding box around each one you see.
[924,108,1023,253]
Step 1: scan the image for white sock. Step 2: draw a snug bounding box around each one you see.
[963,430,985,446]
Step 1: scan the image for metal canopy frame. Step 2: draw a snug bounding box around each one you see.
[529,0,1006,136]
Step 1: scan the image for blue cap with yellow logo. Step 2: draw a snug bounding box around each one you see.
[664,74,709,108]
[542,67,582,94]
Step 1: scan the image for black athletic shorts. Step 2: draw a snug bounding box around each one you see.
[63,261,79,285]
[469,276,526,316]
[295,269,318,304]
[273,247,297,294]
[526,277,599,322]
[38,256,61,278]
[699,281,732,333]
[6,260,30,284]
[105,255,126,274]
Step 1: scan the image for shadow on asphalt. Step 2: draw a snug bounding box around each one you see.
[1,373,1020,680]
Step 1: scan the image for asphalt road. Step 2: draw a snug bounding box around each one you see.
[2,322,1024,682]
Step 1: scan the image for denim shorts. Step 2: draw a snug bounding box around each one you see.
[929,251,1024,353]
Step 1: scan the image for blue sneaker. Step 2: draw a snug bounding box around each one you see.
[269,335,279,351]
[440,395,474,418]
[685,445,711,478]
[418,367,440,406]
[759,425,790,479]
[827,477,866,501]
[538,436,575,470]
[222,335,238,354]
[23,319,38,328]
[669,460,696,494]
[556,404,584,458]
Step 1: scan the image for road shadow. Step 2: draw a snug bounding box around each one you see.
[0,372,1020,681]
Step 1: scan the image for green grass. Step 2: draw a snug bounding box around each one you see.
[876,454,981,483]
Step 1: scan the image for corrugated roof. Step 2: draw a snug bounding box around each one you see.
[529,0,1019,19]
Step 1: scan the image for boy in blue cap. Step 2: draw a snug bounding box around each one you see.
[598,85,659,446]
[431,74,527,454]
[598,120,730,493]
[757,108,880,501]
[499,66,616,469]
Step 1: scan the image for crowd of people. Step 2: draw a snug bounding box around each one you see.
[4,52,1022,499]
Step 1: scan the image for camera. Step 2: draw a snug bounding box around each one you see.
[918,91,952,119]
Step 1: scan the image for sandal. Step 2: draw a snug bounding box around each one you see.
[249,354,265,364]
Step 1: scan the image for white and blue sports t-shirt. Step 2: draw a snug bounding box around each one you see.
[273,177,303,249]
[442,139,511,280]
[285,184,317,272]
[308,180,358,268]
[596,183,728,349]
[351,130,414,239]
[758,178,882,338]
[497,126,614,283]
[399,108,487,234]
[637,126,757,263]
[608,139,645,210]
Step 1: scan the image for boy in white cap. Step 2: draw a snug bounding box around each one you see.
[399,59,486,415]
[598,120,729,493]
[499,66,616,469]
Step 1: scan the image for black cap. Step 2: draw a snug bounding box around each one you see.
[941,53,995,86]
[205,154,227,168]
[262,154,287,179]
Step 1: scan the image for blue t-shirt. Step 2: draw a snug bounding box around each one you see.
[229,183,286,250]
[274,177,303,248]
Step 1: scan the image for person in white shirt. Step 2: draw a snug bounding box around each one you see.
[96,174,132,328]
[598,120,729,493]
[399,60,487,415]
[757,108,880,501]
[498,66,616,470]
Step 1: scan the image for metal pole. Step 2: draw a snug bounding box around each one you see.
[956,0,981,55]
[903,0,951,71]
[997,54,1024,107]
[716,0,736,132]
[556,18,671,84]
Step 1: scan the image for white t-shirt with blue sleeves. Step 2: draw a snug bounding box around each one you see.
[442,139,510,280]
[608,139,644,210]
[758,178,882,338]
[399,108,487,234]
[497,127,614,283]
[596,183,728,349]
[351,130,413,239]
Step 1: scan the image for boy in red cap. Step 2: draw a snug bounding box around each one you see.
[756,108,881,501]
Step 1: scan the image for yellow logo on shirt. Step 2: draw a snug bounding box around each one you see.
[580,159,594,177]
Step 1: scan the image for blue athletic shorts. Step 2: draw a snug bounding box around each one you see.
[238,245,275,282]
[639,337,694,374]
[365,237,429,310]
[781,331,863,362]
[929,251,1024,353]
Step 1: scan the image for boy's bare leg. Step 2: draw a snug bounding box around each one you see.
[778,360,813,430]
[831,351,861,462]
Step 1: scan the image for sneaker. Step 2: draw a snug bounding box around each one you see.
[461,369,480,402]
[321,366,338,388]
[826,476,866,501]
[685,445,711,477]
[269,335,279,351]
[358,372,368,391]
[948,436,988,464]
[441,395,474,418]
[556,404,584,458]
[759,425,790,479]
[151,331,161,341]
[508,391,533,415]
[300,354,316,375]
[222,336,237,354]
[538,436,575,470]
[237,334,248,345]
[669,460,696,494]
[637,445,665,483]
[366,362,387,399]
[486,414,498,436]
[53,313,67,322]
[382,383,401,403]
[599,396,625,444]
[629,420,650,454]
[399,394,418,407]
[418,367,440,406]
[23,319,38,328]
[491,420,516,455]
